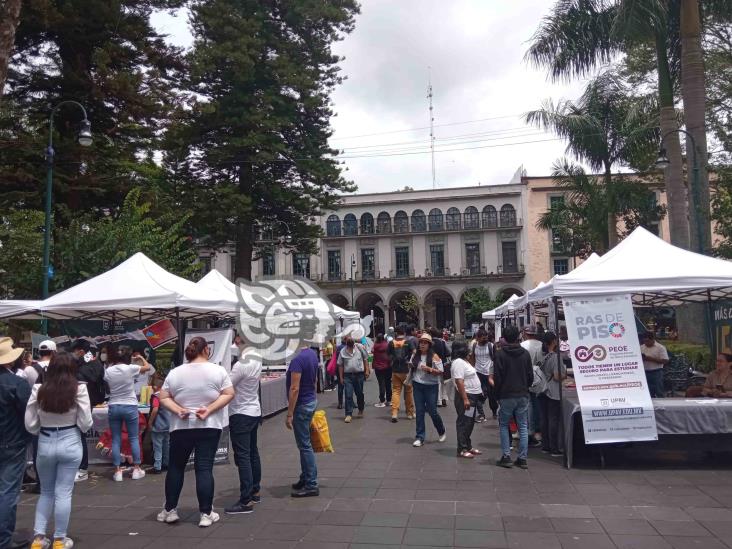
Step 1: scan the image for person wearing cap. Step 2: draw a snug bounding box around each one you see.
[408,332,446,447]
[25,340,57,386]
[0,337,32,549]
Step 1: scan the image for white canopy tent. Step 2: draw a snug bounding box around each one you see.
[527,253,602,305]
[493,293,521,317]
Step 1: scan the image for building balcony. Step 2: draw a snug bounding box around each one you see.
[323,217,523,239]
[317,265,524,287]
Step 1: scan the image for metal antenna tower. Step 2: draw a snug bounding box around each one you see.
[428,67,436,189]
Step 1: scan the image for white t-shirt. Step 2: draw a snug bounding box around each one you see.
[472,342,493,375]
[229,356,262,417]
[450,358,482,395]
[412,354,443,385]
[162,361,233,432]
[104,364,142,406]
[132,362,155,397]
[521,339,544,366]
[641,342,669,371]
[25,383,93,434]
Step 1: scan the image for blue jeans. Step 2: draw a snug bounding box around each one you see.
[34,428,83,539]
[0,443,27,548]
[344,372,365,417]
[151,431,170,471]
[529,392,541,435]
[165,428,221,514]
[293,400,318,489]
[646,368,665,398]
[108,404,140,467]
[498,396,529,460]
[230,414,261,504]
[412,381,445,442]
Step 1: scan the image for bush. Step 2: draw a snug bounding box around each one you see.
[665,342,714,373]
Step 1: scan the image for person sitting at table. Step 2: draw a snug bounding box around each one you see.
[641,332,669,398]
[700,353,732,397]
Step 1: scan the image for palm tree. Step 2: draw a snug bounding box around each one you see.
[526,0,689,249]
[525,71,658,247]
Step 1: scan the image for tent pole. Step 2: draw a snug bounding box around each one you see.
[175,307,183,365]
[554,296,567,468]
[706,290,714,353]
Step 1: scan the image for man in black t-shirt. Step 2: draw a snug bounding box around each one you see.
[72,339,106,482]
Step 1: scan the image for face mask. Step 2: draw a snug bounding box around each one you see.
[100,353,108,362]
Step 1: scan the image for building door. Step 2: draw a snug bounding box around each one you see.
[502,241,518,273]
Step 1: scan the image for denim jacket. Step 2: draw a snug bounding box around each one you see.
[0,367,32,448]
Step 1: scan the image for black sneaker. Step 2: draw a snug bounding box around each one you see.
[496,455,513,468]
[250,493,261,504]
[550,451,564,458]
[475,415,486,423]
[528,438,542,448]
[224,501,254,514]
[514,458,529,469]
[291,480,306,490]
[391,416,398,423]
[291,487,319,498]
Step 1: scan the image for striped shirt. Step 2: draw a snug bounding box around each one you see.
[472,342,493,375]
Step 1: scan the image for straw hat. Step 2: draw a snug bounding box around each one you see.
[418,332,433,344]
[0,337,24,365]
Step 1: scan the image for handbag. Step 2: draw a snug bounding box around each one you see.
[326,352,338,377]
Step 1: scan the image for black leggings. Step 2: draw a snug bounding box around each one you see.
[375,368,393,403]
[476,372,498,417]
[165,428,221,514]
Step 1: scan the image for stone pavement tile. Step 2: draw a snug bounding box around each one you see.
[361,513,410,527]
[348,545,400,549]
[383,478,418,489]
[700,521,732,538]
[611,534,673,549]
[162,520,234,538]
[337,487,378,498]
[634,506,693,521]
[329,498,373,511]
[580,493,629,505]
[344,478,383,488]
[663,536,729,549]
[599,517,657,535]
[303,525,357,543]
[549,518,604,534]
[502,516,554,533]
[493,490,540,504]
[68,518,131,535]
[454,529,509,548]
[556,533,616,549]
[414,490,457,501]
[407,514,455,529]
[460,490,499,503]
[498,503,546,518]
[411,501,456,515]
[403,527,454,547]
[590,505,644,519]
[295,543,348,549]
[369,499,413,514]
[533,483,578,495]
[663,495,722,508]
[377,489,416,500]
[687,507,732,522]
[650,520,713,536]
[351,526,405,545]
[454,515,504,531]
[574,483,618,495]
[252,523,311,541]
[542,504,594,519]
[538,493,587,505]
[566,471,609,484]
[66,505,123,520]
[353,470,389,479]
[320,511,366,526]
[456,501,500,517]
[505,531,561,549]
[199,540,296,549]
[88,534,157,548]
[271,510,322,524]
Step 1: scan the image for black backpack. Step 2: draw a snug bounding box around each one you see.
[30,361,45,384]
[389,339,410,373]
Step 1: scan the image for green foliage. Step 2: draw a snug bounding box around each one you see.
[665,341,713,373]
[396,294,422,326]
[462,288,502,324]
[0,209,45,298]
[711,165,732,258]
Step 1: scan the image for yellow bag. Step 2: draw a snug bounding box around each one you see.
[310,410,334,453]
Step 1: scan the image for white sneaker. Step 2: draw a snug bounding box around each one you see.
[74,470,88,483]
[157,508,180,523]
[374,402,386,408]
[412,439,423,447]
[131,468,146,480]
[57,538,74,549]
[198,511,220,528]
[113,471,123,482]
[438,432,447,443]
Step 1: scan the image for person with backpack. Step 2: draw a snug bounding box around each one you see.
[388,327,415,423]
[537,332,566,457]
[410,333,447,447]
[71,339,105,483]
[25,340,56,387]
[337,336,369,423]
[492,325,533,469]
[469,329,495,422]
[430,328,450,407]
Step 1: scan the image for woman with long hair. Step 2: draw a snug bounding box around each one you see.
[538,331,566,457]
[104,344,150,482]
[25,352,93,549]
[157,337,234,528]
[372,333,391,407]
[409,333,446,447]
[450,342,483,458]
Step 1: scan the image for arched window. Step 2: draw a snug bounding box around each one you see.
[394,210,409,233]
[482,205,497,228]
[500,204,516,227]
[446,207,461,230]
[411,209,426,232]
[360,213,374,234]
[376,211,391,234]
[464,206,479,229]
[326,214,341,236]
[343,213,357,236]
[428,208,443,231]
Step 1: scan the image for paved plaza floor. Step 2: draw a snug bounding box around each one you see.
[16,377,732,548]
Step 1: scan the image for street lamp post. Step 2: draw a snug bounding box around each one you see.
[42,101,92,334]
[350,254,356,310]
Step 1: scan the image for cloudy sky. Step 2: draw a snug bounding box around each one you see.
[152,1,590,194]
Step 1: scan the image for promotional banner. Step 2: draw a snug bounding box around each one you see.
[713,301,732,356]
[185,328,233,370]
[143,319,178,349]
[564,294,658,444]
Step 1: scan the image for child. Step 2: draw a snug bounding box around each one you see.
[148,374,170,473]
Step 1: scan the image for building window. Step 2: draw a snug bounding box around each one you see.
[293,253,310,278]
[464,206,479,229]
[394,210,409,233]
[502,241,518,273]
[343,214,357,236]
[360,212,374,235]
[395,247,410,278]
[262,250,275,276]
[465,243,481,275]
[500,204,517,227]
[200,256,212,276]
[446,207,461,230]
[361,248,375,280]
[326,214,341,237]
[482,205,497,228]
[428,208,444,231]
[550,195,564,210]
[376,211,391,234]
[327,250,341,281]
[411,209,426,232]
[552,258,569,276]
[430,244,445,276]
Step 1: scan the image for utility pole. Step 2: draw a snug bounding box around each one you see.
[428,67,436,189]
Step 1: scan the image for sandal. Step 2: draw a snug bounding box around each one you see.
[468,448,482,455]
[459,450,474,458]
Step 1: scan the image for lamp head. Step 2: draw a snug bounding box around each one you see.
[654,148,669,170]
[77,119,92,147]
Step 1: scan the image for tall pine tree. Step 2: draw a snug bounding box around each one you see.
[172,0,359,280]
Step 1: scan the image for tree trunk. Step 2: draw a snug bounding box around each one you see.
[604,162,618,248]
[656,30,690,250]
[0,0,22,100]
[680,0,710,255]
[235,164,254,281]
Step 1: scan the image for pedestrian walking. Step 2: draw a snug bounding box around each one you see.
[431,328,450,407]
[25,352,93,549]
[410,333,447,447]
[147,375,170,474]
[157,337,234,527]
[538,332,566,457]
[337,336,370,423]
[388,327,415,423]
[372,333,392,408]
[521,326,544,447]
[451,342,483,458]
[469,329,495,422]
[493,325,533,469]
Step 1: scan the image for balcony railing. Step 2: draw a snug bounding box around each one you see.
[318,265,523,284]
[322,216,523,238]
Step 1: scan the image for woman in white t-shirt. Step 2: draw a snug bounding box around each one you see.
[451,342,484,458]
[103,344,150,482]
[157,337,234,528]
